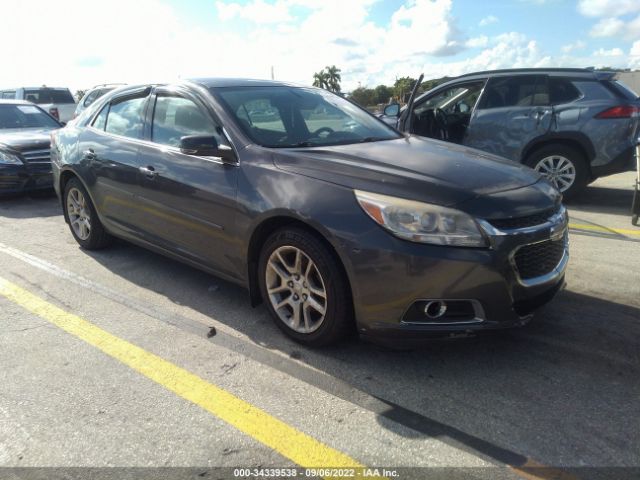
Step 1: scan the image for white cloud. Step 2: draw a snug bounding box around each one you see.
[561,40,587,53]
[479,15,498,27]
[577,0,640,17]
[1,0,639,95]
[630,40,640,68]
[216,0,292,23]
[592,47,624,56]
[590,17,625,37]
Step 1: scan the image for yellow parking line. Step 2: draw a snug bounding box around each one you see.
[0,277,371,478]
[568,223,640,236]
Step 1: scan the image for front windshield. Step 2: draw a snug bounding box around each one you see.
[214,86,401,148]
[0,104,60,129]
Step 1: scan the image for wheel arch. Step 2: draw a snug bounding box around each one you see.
[246,214,354,314]
[58,168,100,224]
[521,133,595,177]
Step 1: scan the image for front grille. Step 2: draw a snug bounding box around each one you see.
[21,148,51,165]
[489,205,560,230]
[514,238,566,280]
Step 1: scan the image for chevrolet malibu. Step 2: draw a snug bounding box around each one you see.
[51,79,568,347]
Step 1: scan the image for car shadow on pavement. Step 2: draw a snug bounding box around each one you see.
[566,184,633,217]
[0,190,60,219]
[84,240,640,470]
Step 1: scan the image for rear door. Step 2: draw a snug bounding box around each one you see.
[79,88,150,233]
[135,87,240,278]
[464,75,553,161]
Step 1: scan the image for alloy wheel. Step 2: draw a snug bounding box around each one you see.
[265,245,327,334]
[66,187,92,240]
[534,155,576,193]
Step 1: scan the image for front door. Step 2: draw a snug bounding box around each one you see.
[463,75,553,161]
[135,88,240,279]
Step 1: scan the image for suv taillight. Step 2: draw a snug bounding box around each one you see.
[49,107,59,120]
[595,105,639,119]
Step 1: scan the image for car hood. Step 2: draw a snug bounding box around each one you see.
[272,135,549,210]
[0,128,55,152]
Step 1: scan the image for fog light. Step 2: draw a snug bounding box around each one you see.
[424,301,447,319]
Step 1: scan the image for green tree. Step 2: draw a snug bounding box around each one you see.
[393,77,417,103]
[74,89,87,102]
[349,87,377,107]
[312,70,329,89]
[325,65,342,93]
[374,85,393,104]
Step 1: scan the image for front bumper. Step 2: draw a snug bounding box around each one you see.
[342,206,569,343]
[0,164,53,195]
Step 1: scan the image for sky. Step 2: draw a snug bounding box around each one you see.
[1,0,639,93]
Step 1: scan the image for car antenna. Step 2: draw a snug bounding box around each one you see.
[400,73,424,132]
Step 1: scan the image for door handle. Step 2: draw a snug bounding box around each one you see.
[139,165,158,179]
[83,149,97,160]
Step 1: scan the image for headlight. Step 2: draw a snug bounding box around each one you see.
[355,190,488,247]
[0,150,22,165]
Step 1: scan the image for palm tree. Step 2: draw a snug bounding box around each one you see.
[325,65,342,92]
[312,70,329,89]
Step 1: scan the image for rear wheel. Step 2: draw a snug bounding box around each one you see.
[258,227,352,346]
[63,178,112,249]
[525,144,588,199]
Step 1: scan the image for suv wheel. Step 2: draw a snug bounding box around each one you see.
[525,144,588,199]
[63,178,112,249]
[258,227,352,346]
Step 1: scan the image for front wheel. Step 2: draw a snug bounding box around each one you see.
[525,144,589,199]
[258,227,353,346]
[63,178,113,249]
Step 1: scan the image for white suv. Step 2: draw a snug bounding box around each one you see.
[0,87,77,123]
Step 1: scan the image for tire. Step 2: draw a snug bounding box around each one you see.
[258,227,353,347]
[524,144,589,200]
[63,178,113,250]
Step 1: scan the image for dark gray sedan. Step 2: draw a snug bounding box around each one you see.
[51,79,568,347]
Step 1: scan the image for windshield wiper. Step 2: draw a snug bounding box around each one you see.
[357,136,388,143]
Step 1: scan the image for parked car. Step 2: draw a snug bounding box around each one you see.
[73,84,125,119]
[0,87,76,123]
[381,68,640,198]
[51,79,567,347]
[0,100,62,195]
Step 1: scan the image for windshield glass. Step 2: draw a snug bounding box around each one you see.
[214,86,401,148]
[0,104,60,129]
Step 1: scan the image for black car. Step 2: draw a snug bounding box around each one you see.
[0,100,62,195]
[51,79,568,347]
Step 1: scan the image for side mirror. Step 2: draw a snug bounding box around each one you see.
[383,103,400,117]
[179,135,236,163]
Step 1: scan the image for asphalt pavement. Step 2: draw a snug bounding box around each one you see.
[0,172,638,480]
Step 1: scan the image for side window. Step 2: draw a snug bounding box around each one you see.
[479,75,545,109]
[238,100,285,132]
[1,91,16,99]
[151,95,223,147]
[415,81,485,115]
[549,78,582,104]
[105,96,146,139]
[92,104,109,130]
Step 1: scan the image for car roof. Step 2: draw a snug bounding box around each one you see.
[0,87,71,90]
[0,99,33,105]
[187,78,300,88]
[454,67,614,81]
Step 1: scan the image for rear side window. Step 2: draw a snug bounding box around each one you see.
[104,96,146,139]
[151,95,222,147]
[24,89,75,104]
[1,91,16,99]
[572,81,616,101]
[478,75,546,109]
[549,78,581,104]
